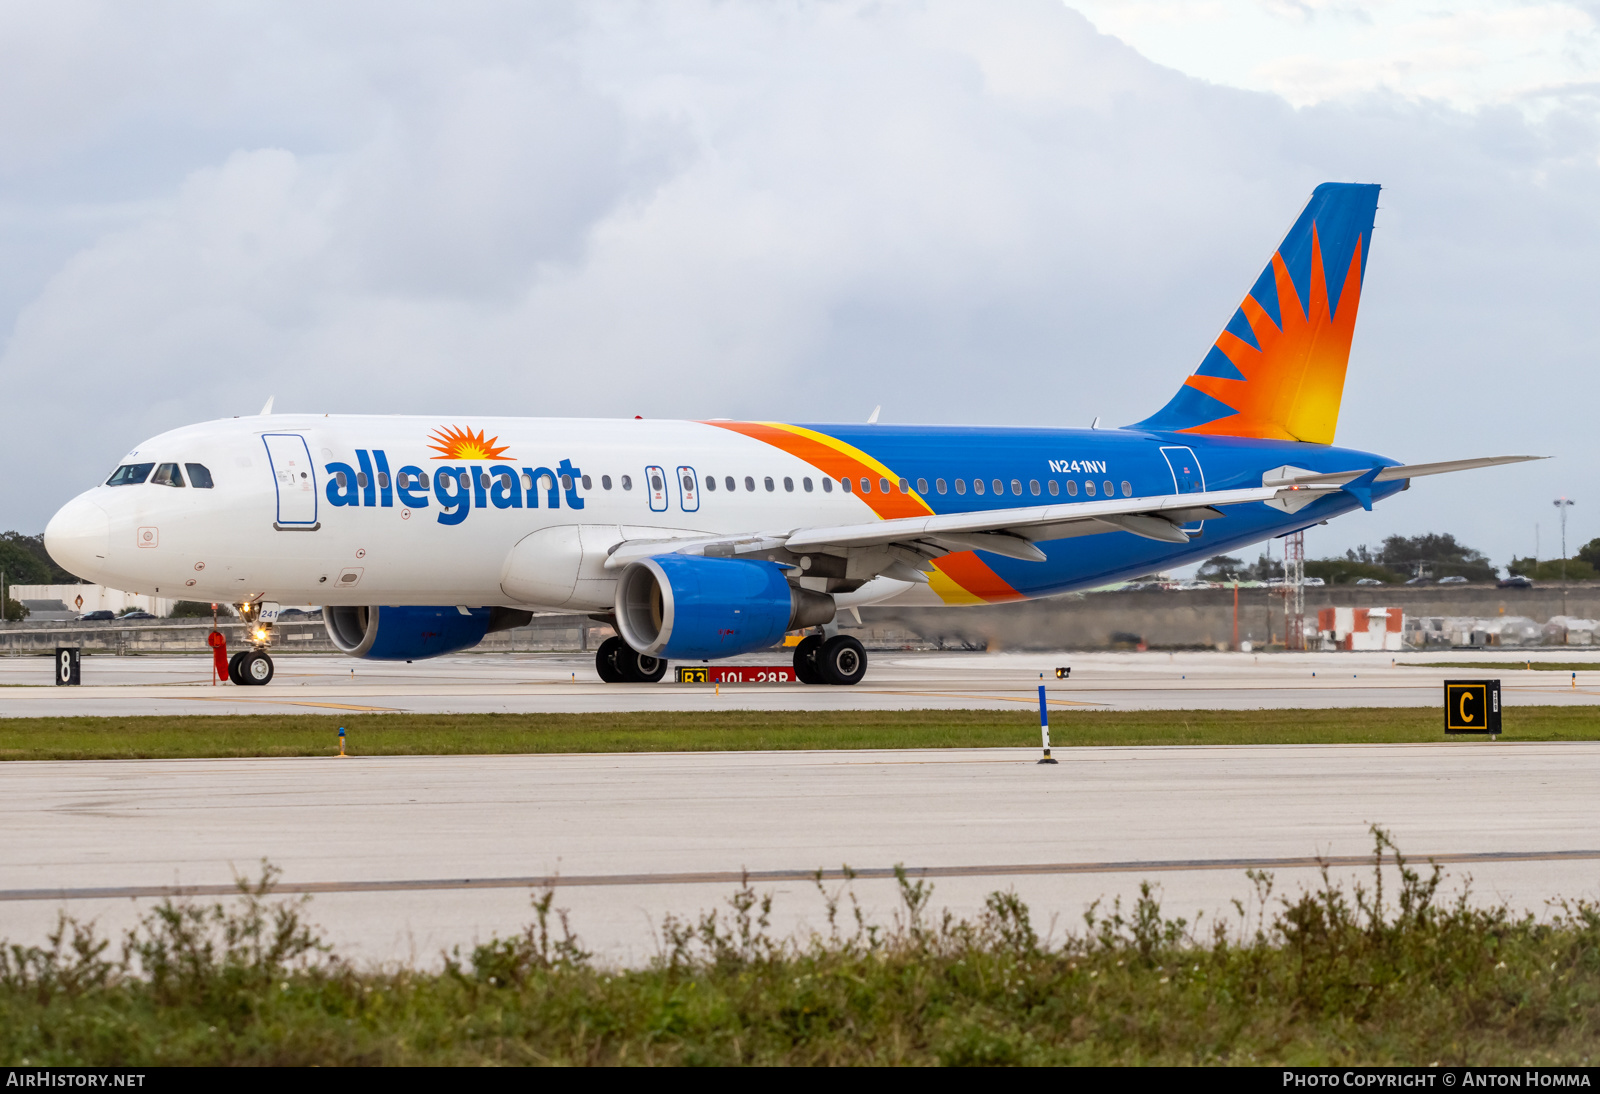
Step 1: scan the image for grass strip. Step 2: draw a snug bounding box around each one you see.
[3,706,1600,761]
[5,830,1600,1065]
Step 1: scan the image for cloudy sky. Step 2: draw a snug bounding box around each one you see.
[3,0,1596,569]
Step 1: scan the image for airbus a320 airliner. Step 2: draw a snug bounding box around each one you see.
[45,183,1534,686]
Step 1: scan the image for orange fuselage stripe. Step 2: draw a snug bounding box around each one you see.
[701,420,1023,604]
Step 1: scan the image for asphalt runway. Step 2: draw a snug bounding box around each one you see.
[4,743,1600,966]
[2,648,1599,716]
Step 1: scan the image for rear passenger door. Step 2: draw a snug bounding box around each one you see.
[1160,445,1205,534]
[263,434,319,529]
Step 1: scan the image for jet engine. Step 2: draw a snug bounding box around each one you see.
[614,555,835,660]
[324,605,532,661]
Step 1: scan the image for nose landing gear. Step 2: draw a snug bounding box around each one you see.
[228,601,276,686]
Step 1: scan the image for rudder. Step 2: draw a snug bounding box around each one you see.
[1130,182,1381,445]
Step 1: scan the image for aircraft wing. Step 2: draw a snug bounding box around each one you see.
[603,454,1544,572]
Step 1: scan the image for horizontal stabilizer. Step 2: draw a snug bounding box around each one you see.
[1264,455,1543,488]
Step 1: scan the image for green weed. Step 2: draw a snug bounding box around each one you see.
[4,828,1600,1065]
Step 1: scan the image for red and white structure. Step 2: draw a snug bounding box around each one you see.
[1318,606,1405,651]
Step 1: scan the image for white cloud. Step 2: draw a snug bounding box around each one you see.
[1070,0,1600,109]
[1,0,1597,568]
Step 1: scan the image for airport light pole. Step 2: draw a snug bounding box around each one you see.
[1554,497,1575,620]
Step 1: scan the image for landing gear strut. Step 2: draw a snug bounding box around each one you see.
[596,635,668,683]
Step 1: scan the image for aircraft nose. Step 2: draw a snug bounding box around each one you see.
[45,494,110,582]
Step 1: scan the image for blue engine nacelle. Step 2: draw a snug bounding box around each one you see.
[323,605,533,661]
[614,555,836,660]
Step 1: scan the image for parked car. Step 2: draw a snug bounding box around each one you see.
[1405,576,1430,585]
[1303,576,1326,587]
[77,610,114,622]
[1497,575,1534,589]
[120,611,155,620]
[1355,577,1384,586]
[1438,575,1469,585]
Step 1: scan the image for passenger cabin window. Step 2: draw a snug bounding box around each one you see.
[744,476,755,491]
[356,472,369,489]
[621,474,633,490]
[1085,481,1096,496]
[1029,479,1040,496]
[582,475,592,490]
[335,471,349,489]
[185,463,214,489]
[803,477,813,492]
[783,476,794,492]
[1066,480,1077,496]
[954,479,965,495]
[1121,481,1132,497]
[993,479,1004,496]
[151,463,185,488]
[377,472,389,489]
[1011,479,1022,495]
[726,476,736,491]
[917,478,928,494]
[973,479,985,496]
[418,472,429,489]
[602,475,613,490]
[562,474,574,491]
[650,473,663,492]
[1047,480,1059,497]
[878,477,889,493]
[860,478,871,494]
[107,463,155,486]
[822,478,833,493]
[704,475,716,491]
[841,478,852,493]
[1103,480,1114,497]
[764,476,775,492]
[936,478,947,494]
[682,474,694,493]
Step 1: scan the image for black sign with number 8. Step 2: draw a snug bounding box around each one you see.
[55,647,80,686]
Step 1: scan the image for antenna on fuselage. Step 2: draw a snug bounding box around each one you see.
[867,405,881,424]
[1090,416,1100,429]
[259,396,275,416]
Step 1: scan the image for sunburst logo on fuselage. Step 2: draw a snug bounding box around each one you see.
[427,425,513,461]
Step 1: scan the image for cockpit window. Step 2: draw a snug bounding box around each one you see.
[106,463,154,486]
[151,463,186,488]
[185,463,215,489]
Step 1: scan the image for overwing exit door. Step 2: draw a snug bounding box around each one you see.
[676,466,699,512]
[645,465,669,512]
[1160,445,1206,534]
[263,434,319,529]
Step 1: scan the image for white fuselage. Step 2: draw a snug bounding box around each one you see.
[44,414,923,613]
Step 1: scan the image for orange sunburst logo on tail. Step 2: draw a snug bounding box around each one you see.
[427,425,513,461]
[1180,226,1362,445]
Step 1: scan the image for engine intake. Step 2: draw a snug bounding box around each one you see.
[324,605,532,661]
[615,556,835,660]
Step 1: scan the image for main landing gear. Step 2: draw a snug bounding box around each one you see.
[592,633,867,685]
[596,635,668,683]
[794,633,867,686]
[227,649,275,686]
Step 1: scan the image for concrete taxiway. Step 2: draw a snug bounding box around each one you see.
[4,743,1600,966]
[1,648,1598,716]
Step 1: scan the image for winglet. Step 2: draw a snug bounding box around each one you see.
[260,396,275,416]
